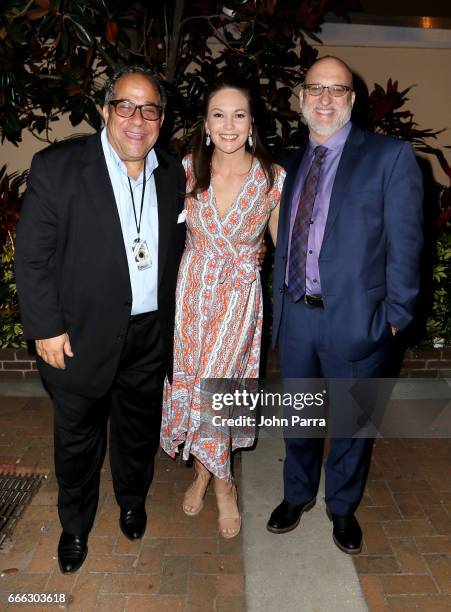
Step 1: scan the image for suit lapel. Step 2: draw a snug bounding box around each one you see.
[154,152,173,289]
[81,133,131,291]
[322,125,364,247]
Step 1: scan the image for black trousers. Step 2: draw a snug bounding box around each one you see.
[47,312,166,535]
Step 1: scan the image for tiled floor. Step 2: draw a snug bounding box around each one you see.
[0,396,245,611]
[1,396,450,611]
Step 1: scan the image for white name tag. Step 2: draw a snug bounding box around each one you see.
[132,239,151,271]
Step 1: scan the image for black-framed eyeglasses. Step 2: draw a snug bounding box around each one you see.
[109,99,163,121]
[302,84,353,97]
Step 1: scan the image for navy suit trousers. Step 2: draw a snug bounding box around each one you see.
[279,297,390,516]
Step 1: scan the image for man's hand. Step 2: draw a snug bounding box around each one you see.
[35,333,74,370]
[256,241,267,271]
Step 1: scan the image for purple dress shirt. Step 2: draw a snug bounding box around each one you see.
[287,122,352,295]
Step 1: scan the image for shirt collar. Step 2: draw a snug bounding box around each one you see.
[308,121,352,152]
[101,127,159,183]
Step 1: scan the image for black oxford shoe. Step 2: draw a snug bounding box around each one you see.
[119,507,147,540]
[58,531,88,574]
[267,498,316,534]
[327,510,362,555]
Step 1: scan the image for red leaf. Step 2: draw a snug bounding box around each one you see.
[436,209,451,229]
[66,84,83,96]
[27,8,49,20]
[105,21,118,45]
[35,0,52,9]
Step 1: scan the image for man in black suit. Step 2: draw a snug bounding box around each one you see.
[15,66,186,573]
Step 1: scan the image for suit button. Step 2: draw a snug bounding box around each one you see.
[279,288,283,294]
[282,255,286,261]
[124,300,132,307]
[117,334,124,340]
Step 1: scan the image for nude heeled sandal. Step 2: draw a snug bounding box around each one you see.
[182,471,211,516]
[216,484,241,539]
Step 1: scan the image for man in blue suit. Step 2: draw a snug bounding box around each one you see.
[267,56,423,554]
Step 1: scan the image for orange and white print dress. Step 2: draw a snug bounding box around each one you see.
[161,154,285,482]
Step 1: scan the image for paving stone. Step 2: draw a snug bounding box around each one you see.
[216,573,245,596]
[96,593,127,612]
[67,573,104,611]
[158,556,189,595]
[379,574,438,595]
[383,519,435,538]
[353,555,400,575]
[416,536,451,554]
[190,554,244,574]
[365,481,394,506]
[390,538,429,573]
[358,575,387,611]
[215,595,246,612]
[356,505,402,523]
[387,594,451,611]
[136,540,166,574]
[125,594,183,611]
[424,554,451,593]
[362,523,393,555]
[83,553,137,573]
[187,574,217,607]
[393,493,427,519]
[100,573,160,595]
[166,537,218,556]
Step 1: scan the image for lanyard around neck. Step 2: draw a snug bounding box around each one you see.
[127,159,147,240]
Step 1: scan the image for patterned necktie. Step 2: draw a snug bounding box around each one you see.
[288,145,327,302]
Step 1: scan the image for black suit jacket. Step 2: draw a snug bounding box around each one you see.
[15,132,186,396]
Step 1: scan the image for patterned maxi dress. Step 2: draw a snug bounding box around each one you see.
[161,154,285,481]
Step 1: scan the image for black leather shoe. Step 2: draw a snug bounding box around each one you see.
[58,531,88,574]
[119,507,147,540]
[267,498,316,534]
[327,510,362,555]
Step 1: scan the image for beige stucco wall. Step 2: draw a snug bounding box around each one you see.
[1,45,450,185]
[0,120,95,175]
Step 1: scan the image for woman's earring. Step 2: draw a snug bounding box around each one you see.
[248,133,253,147]
[206,133,211,146]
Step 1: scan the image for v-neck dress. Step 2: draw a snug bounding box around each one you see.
[160,154,285,481]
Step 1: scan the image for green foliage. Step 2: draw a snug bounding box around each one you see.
[0,164,28,244]
[426,223,451,345]
[0,0,359,151]
[0,234,25,348]
[0,166,27,348]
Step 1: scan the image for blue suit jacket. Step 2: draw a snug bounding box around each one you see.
[273,124,423,362]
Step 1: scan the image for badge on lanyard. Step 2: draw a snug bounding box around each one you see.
[128,159,151,271]
[132,238,151,270]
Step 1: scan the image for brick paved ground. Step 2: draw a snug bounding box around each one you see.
[1,396,451,611]
[0,396,245,611]
[356,438,451,611]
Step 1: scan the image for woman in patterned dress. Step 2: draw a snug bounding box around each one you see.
[161,75,285,538]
